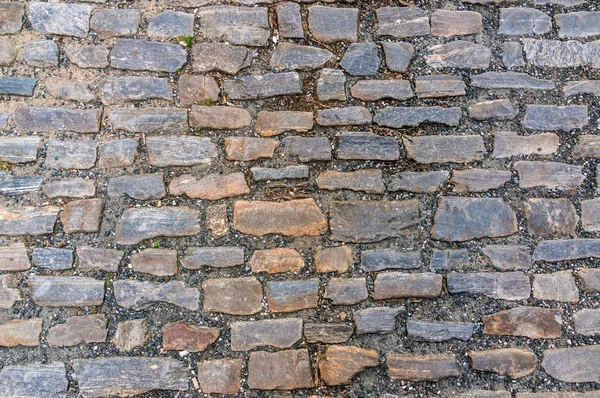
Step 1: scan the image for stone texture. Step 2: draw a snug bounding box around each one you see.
[66,45,109,68]
[499,8,551,35]
[32,248,73,270]
[382,42,414,72]
[482,307,563,339]
[277,3,303,38]
[271,42,334,70]
[0,3,24,35]
[447,272,531,300]
[525,198,578,237]
[317,68,347,101]
[564,80,600,97]
[29,276,104,307]
[114,280,199,310]
[205,203,229,238]
[90,9,141,37]
[131,249,177,277]
[16,107,100,133]
[231,318,302,351]
[0,363,67,398]
[110,39,187,72]
[0,206,59,236]
[317,106,372,126]
[471,72,555,89]
[375,106,461,128]
[225,137,277,161]
[350,79,413,101]
[325,278,368,305]
[98,139,138,168]
[387,171,449,193]
[0,77,37,97]
[109,108,187,134]
[283,136,332,162]
[404,135,485,164]
[60,198,103,233]
[255,111,313,136]
[304,323,353,343]
[198,6,270,46]
[582,198,600,231]
[197,358,242,395]
[330,200,419,243]
[0,137,39,164]
[523,39,600,68]
[556,11,600,38]
[469,349,537,378]
[250,248,304,274]
[24,40,58,67]
[178,75,219,106]
[493,131,559,158]
[169,172,249,200]
[573,135,600,159]
[387,354,460,381]
[533,270,579,302]
[515,161,584,190]
[431,197,518,241]
[0,173,42,195]
[0,243,30,272]
[451,169,512,192]
[317,169,385,193]
[0,319,42,347]
[45,79,95,102]
[108,173,165,201]
[503,42,525,68]
[77,246,123,272]
[427,41,491,69]
[148,11,193,38]
[309,6,358,43]
[534,239,600,262]
[524,105,588,131]
[336,132,399,161]
[251,165,309,181]
[114,319,148,352]
[192,43,252,74]
[430,249,468,271]
[267,279,319,312]
[377,7,430,37]
[190,106,250,130]
[162,322,219,352]
[29,2,92,37]
[415,75,466,98]
[374,272,442,300]
[247,349,314,390]
[468,100,519,120]
[47,314,107,347]
[483,245,531,270]
[147,136,216,167]
[573,309,600,336]
[315,246,353,273]
[99,77,171,105]
[341,43,380,76]
[116,207,200,245]
[542,346,600,383]
[181,247,245,269]
[354,306,404,334]
[203,277,262,315]
[319,345,379,386]
[431,10,482,37]
[407,321,474,342]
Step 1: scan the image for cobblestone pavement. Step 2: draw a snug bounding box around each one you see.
[0,0,600,396]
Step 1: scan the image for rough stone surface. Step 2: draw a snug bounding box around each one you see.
[32,248,73,270]
[354,306,404,334]
[225,72,303,99]
[0,206,59,236]
[377,7,430,38]
[374,272,443,300]
[350,79,413,101]
[493,131,559,158]
[60,198,103,233]
[197,358,242,395]
[469,100,519,120]
[16,107,100,133]
[381,42,414,72]
[147,136,216,167]
[431,10,482,37]
[309,6,358,43]
[98,139,138,169]
[482,307,563,339]
[315,246,353,273]
[533,270,579,302]
[203,277,262,315]
[267,279,319,312]
[0,319,42,347]
[542,346,600,383]
[283,136,332,162]
[447,272,531,300]
[430,249,468,271]
[317,68,347,101]
[198,6,270,47]
[471,72,555,89]
[78,246,123,272]
[525,198,578,237]
[110,39,187,72]
[162,322,219,352]
[469,349,537,378]
[116,207,200,245]
[255,111,313,136]
[247,349,314,390]
[451,169,512,192]
[271,42,334,71]
[45,79,95,103]
[407,321,475,342]
[249,248,304,274]
[66,45,109,68]
[114,319,148,352]
[169,172,249,200]
[114,280,199,310]
[319,345,379,386]
[499,8,551,35]
[375,106,461,128]
[387,171,449,193]
[515,161,585,190]
[317,169,385,193]
[108,173,166,201]
[404,135,485,164]
[573,309,600,336]
[47,314,107,347]
[192,43,252,74]
[0,3,24,35]
[131,249,177,277]
[336,132,399,161]
[29,2,92,37]
[181,247,245,269]
[29,276,104,307]
[0,363,67,398]
[276,3,303,39]
[387,354,460,381]
[340,43,380,76]
[225,137,277,161]
[231,318,302,351]
[304,323,353,343]
[148,11,193,38]
[99,77,171,105]
[324,278,368,305]
[524,105,588,131]
[483,245,531,270]
[90,9,141,37]
[427,41,491,69]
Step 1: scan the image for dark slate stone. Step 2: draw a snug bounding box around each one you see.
[107,173,166,200]
[224,72,302,99]
[407,321,474,342]
[29,276,105,306]
[304,323,353,344]
[276,2,303,39]
[317,68,346,101]
[373,272,443,299]
[361,250,420,272]
[46,140,98,170]
[336,132,399,161]
[180,247,245,269]
[447,272,531,300]
[66,45,109,68]
[15,107,100,133]
[148,11,194,38]
[430,249,468,271]
[471,72,555,89]
[114,280,199,310]
[0,173,43,195]
[542,346,600,383]
[404,135,485,164]
[324,278,368,305]
[0,206,58,236]
[502,42,524,68]
[525,198,578,237]
[354,306,404,334]
[308,6,358,43]
[231,318,302,351]
[532,239,600,262]
[98,77,171,105]
[146,136,217,167]
[0,363,67,398]
[115,207,201,245]
[90,9,141,37]
[376,7,430,38]
[251,165,309,181]
[108,108,187,134]
[283,136,332,162]
[374,106,461,128]
[0,78,37,96]
[483,245,531,270]
[350,80,413,101]
[198,6,270,47]
[32,248,73,270]
[192,43,252,75]
[270,43,334,71]
[23,40,58,67]
[28,2,92,38]
[110,39,187,73]
[556,11,600,38]
[340,42,380,76]
[523,105,588,131]
[316,106,372,126]
[381,42,414,72]
[499,8,551,35]
[387,171,449,193]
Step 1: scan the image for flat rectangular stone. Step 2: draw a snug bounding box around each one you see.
[526,198,578,237]
[247,349,314,390]
[523,39,600,68]
[316,106,372,126]
[404,135,485,164]
[0,3,24,35]
[178,75,220,106]
[447,272,531,300]
[308,6,358,43]
[374,106,461,127]
[60,198,103,233]
[198,6,270,46]
[533,270,579,302]
[283,136,332,162]
[468,100,518,120]
[431,10,482,37]
[582,198,600,231]
[542,345,600,383]
[251,166,309,181]
[47,314,107,347]
[415,75,466,98]
[0,363,67,398]
[224,137,277,161]
[47,140,98,170]
[499,8,551,35]
[324,278,368,305]
[0,77,37,96]
[0,319,41,347]
[267,279,319,312]
[77,246,123,272]
[110,39,187,72]
[493,131,559,158]
[573,135,600,159]
[196,358,242,395]
[43,178,96,198]
[376,7,430,37]
[181,247,245,269]
[148,11,194,38]
[387,354,460,381]
[73,357,188,397]
[564,80,600,96]
[350,79,413,101]
[533,239,600,262]
[99,139,138,168]
[0,243,30,271]
[114,280,199,310]
[0,206,58,236]
[130,249,177,277]
[29,276,104,306]
[471,72,555,89]
[146,136,216,166]
[231,318,302,351]
[108,173,165,200]
[0,173,43,195]
[451,169,512,192]
[255,111,313,136]
[483,306,563,339]
[29,2,92,37]
[224,72,302,99]
[354,306,404,334]
[66,45,109,68]
[336,132,399,161]
[44,78,95,103]
[249,248,304,274]
[0,137,39,164]
[330,200,419,243]
[99,77,171,104]
[469,348,537,378]
[430,249,468,271]
[32,248,74,270]
[189,106,251,130]
[316,169,384,193]
[556,12,600,38]
[277,3,303,38]
[574,309,600,336]
[387,171,449,193]
[109,108,187,134]
[90,9,141,37]
[15,107,101,133]
[515,161,584,190]
[407,321,474,341]
[374,272,443,299]
[304,323,353,344]
[203,277,262,315]
[524,105,588,131]
[271,42,335,71]
[116,207,200,245]
[361,250,420,272]
[192,43,252,75]
[483,245,531,270]
[427,40,491,69]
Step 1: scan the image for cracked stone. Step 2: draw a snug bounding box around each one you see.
[525,198,578,237]
[198,6,270,46]
[533,270,579,302]
[0,137,39,164]
[447,272,531,300]
[0,173,43,196]
[276,2,303,38]
[503,42,525,68]
[499,8,551,35]
[192,43,252,74]
[315,246,353,273]
[231,318,302,351]
[523,38,600,68]
[32,248,73,270]
[319,345,379,386]
[224,72,302,99]
[317,169,385,193]
[29,2,92,37]
[430,249,468,271]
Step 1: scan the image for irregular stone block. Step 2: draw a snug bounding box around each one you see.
[0,173,43,196]
[90,9,141,37]
[375,106,461,128]
[523,38,600,68]
[304,323,353,343]
[451,169,512,192]
[198,6,270,46]
[573,309,600,336]
[482,307,563,339]
[374,272,442,300]
[29,2,92,37]
[114,319,149,352]
[387,354,460,381]
[354,306,404,334]
[224,72,302,99]
[556,11,600,38]
[483,245,531,270]
[197,358,242,395]
[431,10,482,37]
[192,43,252,74]
[203,277,262,315]
[32,248,73,270]
[317,68,347,101]
[271,42,334,70]
[407,321,474,342]
[170,172,249,200]
[267,279,319,312]
[427,41,491,69]
[381,41,414,72]
[249,248,304,274]
[178,75,219,106]
[162,322,219,352]
[224,137,277,161]
[276,2,303,38]
[205,203,229,238]
[45,78,95,102]
[503,42,525,68]
[98,139,138,168]
[493,131,559,158]
[0,363,67,398]
[0,275,21,309]
[29,276,104,307]
[524,105,588,131]
[66,45,109,68]
[0,137,39,164]
[340,42,380,76]
[308,6,358,43]
[0,319,42,347]
[189,106,250,130]
[447,272,531,300]
[108,173,165,201]
[15,107,100,133]
[317,169,385,193]
[325,278,368,305]
[283,136,332,162]
[361,250,420,272]
[582,198,600,231]
[131,249,177,277]
[110,39,187,72]
[148,11,193,38]
[115,207,200,245]
[109,108,187,134]
[573,135,600,160]
[468,100,519,120]
[60,198,103,233]
[542,345,600,383]
[430,249,468,271]
[336,131,400,161]
[471,72,555,89]
[515,161,584,190]
[0,39,16,67]
[525,198,578,237]
[533,270,579,302]
[181,247,244,269]
[377,7,430,37]
[415,75,466,98]
[0,77,37,97]
[319,345,379,386]
[350,79,413,101]
[499,8,551,35]
[251,165,309,181]
[387,171,449,193]
[99,77,171,105]
[231,318,302,351]
[0,206,58,236]
[533,239,600,262]
[564,80,600,96]
[47,314,107,347]
[255,111,313,136]
[146,136,216,167]
[114,280,199,310]
[0,3,24,35]
[247,349,314,390]
[24,39,58,67]
[315,246,353,273]
[77,246,123,272]
[469,349,537,378]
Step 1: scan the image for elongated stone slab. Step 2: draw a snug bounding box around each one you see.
[0,363,67,398]
[469,349,537,378]
[169,173,249,200]
[415,75,466,98]
[47,314,107,347]
[431,10,482,37]
[483,245,531,270]
[324,278,368,305]
[0,206,58,236]
[78,246,123,273]
[472,72,556,90]
[111,39,187,72]
[447,272,531,300]
[192,43,252,74]
[317,169,384,193]
[556,12,600,38]
[350,80,413,101]
[231,318,302,351]
[0,173,43,195]
[376,7,430,38]
[309,6,359,43]
[573,135,600,159]
[304,323,353,343]
[387,354,460,381]
[407,321,474,342]
[198,6,270,46]
[427,40,491,69]
[162,322,218,352]
[430,249,468,271]
[374,272,443,299]
[29,2,92,37]
[319,345,379,386]
[181,247,245,269]
[251,166,309,181]
[515,161,584,190]
[247,349,314,390]
[387,171,449,193]
[361,250,420,272]
[250,248,304,274]
[146,136,216,167]
[32,248,73,270]
[468,100,518,120]
[99,77,171,104]
[15,107,101,133]
[0,243,30,271]
[374,106,461,128]
[116,207,200,245]
[482,307,563,339]
[499,8,551,35]
[90,9,141,37]
[336,132,399,161]
[29,276,104,307]
[524,105,588,131]
[451,169,511,192]
[330,200,419,243]
[0,319,42,347]
[45,78,95,102]
[73,357,188,397]
[46,140,98,170]
[267,279,319,312]
[270,42,334,70]
[404,135,485,164]
[493,131,559,158]
[114,280,199,310]
[0,137,40,164]
[109,108,187,134]
[431,197,517,241]
[533,239,600,262]
[564,80,600,96]
[0,77,37,96]
[354,306,404,334]
[542,345,600,382]
[203,277,262,315]
[108,174,165,201]
[255,111,313,136]
[224,72,302,99]
[523,39,600,68]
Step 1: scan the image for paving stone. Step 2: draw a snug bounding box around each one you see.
[0,319,41,347]
[483,245,531,270]
[109,108,188,134]
[555,11,600,38]
[45,78,95,103]
[375,106,461,128]
[231,318,302,351]
[573,309,600,336]
[277,2,303,38]
[482,307,563,339]
[315,246,353,273]
[283,136,332,162]
[16,107,100,133]
[198,6,270,46]
[181,247,244,269]
[361,250,420,272]
[110,39,187,72]
[225,137,277,161]
[469,100,519,120]
[114,319,148,351]
[319,345,379,386]
[77,246,123,272]
[336,132,399,161]
[170,172,249,200]
[29,2,92,37]
[0,77,37,97]
[90,9,141,37]
[247,349,314,390]
[377,7,430,37]
[430,249,468,271]
[203,277,262,315]
[525,198,578,237]
[0,205,59,236]
[415,75,465,98]
[340,43,380,76]
[0,363,67,398]
[130,249,177,277]
[47,314,107,347]
[0,275,21,309]
[98,139,137,169]
[432,197,517,242]
[271,42,334,71]
[350,79,413,101]
[387,171,449,193]
[524,105,588,131]
[225,72,302,99]
[469,349,537,378]
[581,198,600,231]
[108,173,165,201]
[451,169,512,192]
[146,136,216,167]
[533,270,579,302]
[304,323,353,343]
[249,248,304,274]
[407,321,474,342]
[0,113,8,129]
[148,11,194,38]
[99,77,171,105]
[355,306,404,334]
[60,198,102,233]
[308,6,358,43]
[189,106,250,130]
[493,131,559,158]
[564,80,600,96]
[205,203,229,238]
[427,41,491,69]
[503,42,525,68]
[66,45,109,68]
[0,173,43,196]
[178,75,219,106]
[374,272,442,300]
[251,165,309,181]
[523,39,600,68]
[317,169,384,193]
[73,357,188,397]
[431,10,482,37]
[115,207,200,245]
[233,199,327,237]
[0,3,24,35]
[32,248,73,270]
[255,111,313,136]
[317,68,347,101]
[267,279,319,312]
[325,278,368,305]
[381,41,414,72]
[162,322,219,352]
[515,161,584,190]
[472,72,555,89]
[114,280,199,310]
[197,358,242,395]
[387,354,460,381]
[0,39,16,66]
[499,8,551,35]
[447,272,531,300]
[534,239,600,262]
[542,345,600,383]
[192,43,252,74]
[573,135,600,159]
[29,276,104,307]
[330,199,418,243]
